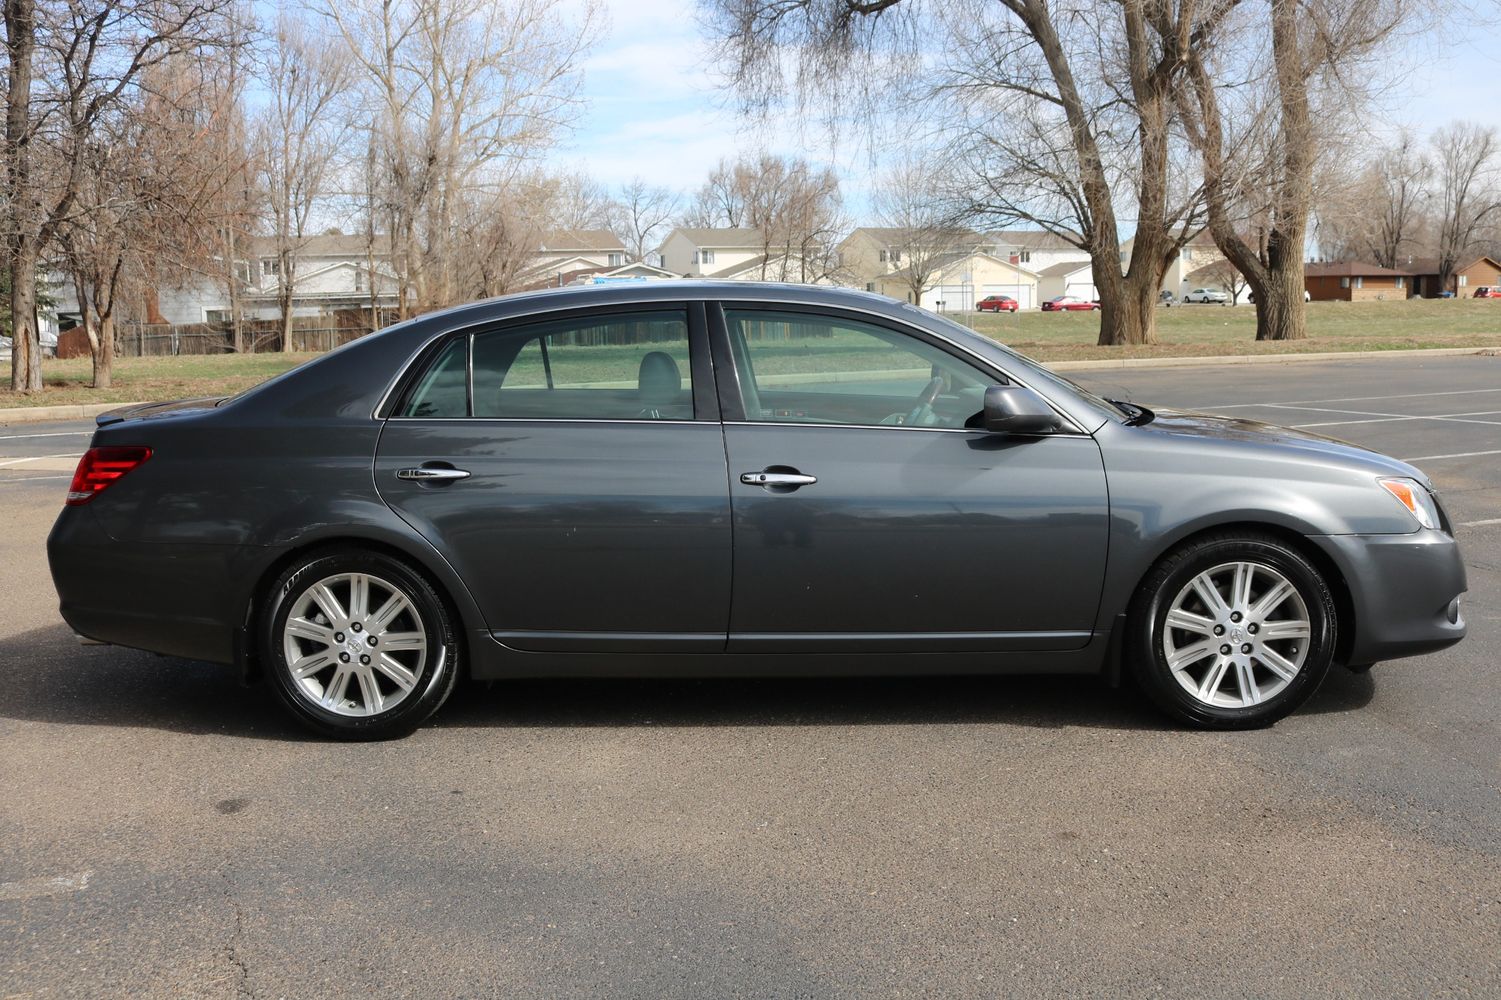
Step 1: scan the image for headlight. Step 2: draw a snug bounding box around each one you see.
[1378,477,1441,530]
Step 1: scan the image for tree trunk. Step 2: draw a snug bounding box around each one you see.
[5,0,42,393]
[92,313,115,388]
[1255,247,1307,341]
[1095,265,1158,346]
[9,250,43,392]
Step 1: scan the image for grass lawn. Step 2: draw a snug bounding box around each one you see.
[3,297,1499,409]
[0,352,324,409]
[967,296,1501,361]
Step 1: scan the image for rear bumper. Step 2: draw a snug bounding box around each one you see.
[47,506,246,665]
[1309,529,1467,665]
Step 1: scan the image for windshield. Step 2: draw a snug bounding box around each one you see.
[915,308,1132,424]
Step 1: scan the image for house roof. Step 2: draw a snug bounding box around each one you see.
[1304,260,1412,277]
[881,249,1038,283]
[1185,260,1243,282]
[1398,255,1501,276]
[248,234,377,257]
[844,226,986,246]
[1036,260,1092,278]
[986,229,1082,251]
[668,227,768,249]
[538,229,625,252]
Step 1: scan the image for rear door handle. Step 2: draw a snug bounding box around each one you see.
[740,471,817,488]
[396,466,471,482]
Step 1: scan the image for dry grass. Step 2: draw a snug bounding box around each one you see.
[3,297,1500,408]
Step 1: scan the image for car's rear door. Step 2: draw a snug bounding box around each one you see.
[711,302,1109,653]
[375,302,731,652]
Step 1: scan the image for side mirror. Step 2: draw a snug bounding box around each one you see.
[982,384,1065,435]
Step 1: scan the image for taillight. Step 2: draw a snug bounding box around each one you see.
[66,446,152,505]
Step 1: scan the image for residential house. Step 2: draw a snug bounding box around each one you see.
[1398,256,1501,298]
[1304,261,1411,301]
[520,260,678,291]
[1184,260,1253,304]
[658,227,836,283]
[837,227,986,291]
[1036,261,1097,302]
[983,230,1091,274]
[1119,234,1224,297]
[530,229,629,282]
[55,233,406,329]
[659,228,770,278]
[875,249,1040,312]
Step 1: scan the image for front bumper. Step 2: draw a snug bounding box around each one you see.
[1309,529,1467,665]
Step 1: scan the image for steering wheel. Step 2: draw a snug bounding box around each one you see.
[904,376,945,426]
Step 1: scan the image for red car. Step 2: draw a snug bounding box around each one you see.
[1041,295,1100,312]
[1473,286,1499,298]
[976,294,1019,313]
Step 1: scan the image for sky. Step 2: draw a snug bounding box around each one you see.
[550,1,1501,216]
[548,0,872,201]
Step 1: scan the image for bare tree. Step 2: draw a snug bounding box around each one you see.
[870,155,971,304]
[616,178,678,262]
[1432,121,1501,292]
[3,0,238,392]
[324,0,597,316]
[701,0,1225,345]
[1180,0,1401,340]
[256,13,352,352]
[682,158,747,228]
[550,171,618,233]
[1366,130,1431,269]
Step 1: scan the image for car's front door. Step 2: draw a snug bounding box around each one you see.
[712,304,1109,653]
[375,303,731,652]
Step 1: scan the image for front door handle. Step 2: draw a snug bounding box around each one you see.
[396,466,471,483]
[740,470,817,488]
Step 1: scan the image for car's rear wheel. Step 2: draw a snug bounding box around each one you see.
[1127,532,1337,729]
[261,549,460,740]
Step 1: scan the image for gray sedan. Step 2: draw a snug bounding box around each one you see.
[48,284,1467,739]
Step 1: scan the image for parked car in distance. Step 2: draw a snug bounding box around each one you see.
[1472,286,1499,298]
[976,295,1019,313]
[49,283,1467,739]
[1183,287,1230,304]
[1159,290,1177,308]
[1041,295,1099,312]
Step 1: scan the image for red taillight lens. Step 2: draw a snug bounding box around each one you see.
[66,446,152,505]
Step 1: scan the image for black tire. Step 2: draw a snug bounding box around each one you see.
[261,547,461,740]
[1127,532,1337,730]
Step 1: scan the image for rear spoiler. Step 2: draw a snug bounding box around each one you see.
[96,397,227,427]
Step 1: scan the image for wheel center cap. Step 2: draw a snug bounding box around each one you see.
[345,636,366,657]
[1229,625,1245,644]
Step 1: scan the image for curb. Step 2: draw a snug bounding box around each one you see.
[0,401,147,427]
[1047,346,1501,372]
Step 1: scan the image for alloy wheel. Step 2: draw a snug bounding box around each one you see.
[281,572,428,717]
[1160,560,1311,708]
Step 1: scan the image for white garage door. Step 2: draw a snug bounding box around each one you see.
[934,285,974,312]
[1064,279,1098,300]
[981,283,1034,310]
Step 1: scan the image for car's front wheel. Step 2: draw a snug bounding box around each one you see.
[1128,532,1337,729]
[261,548,461,739]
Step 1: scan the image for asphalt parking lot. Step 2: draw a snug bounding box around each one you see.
[1,353,1497,998]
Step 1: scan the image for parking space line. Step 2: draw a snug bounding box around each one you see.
[1462,518,1501,527]
[0,474,71,484]
[1292,409,1501,429]
[0,453,80,468]
[1215,387,1501,409]
[0,431,92,441]
[1403,448,1501,462]
[1258,403,1501,428]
